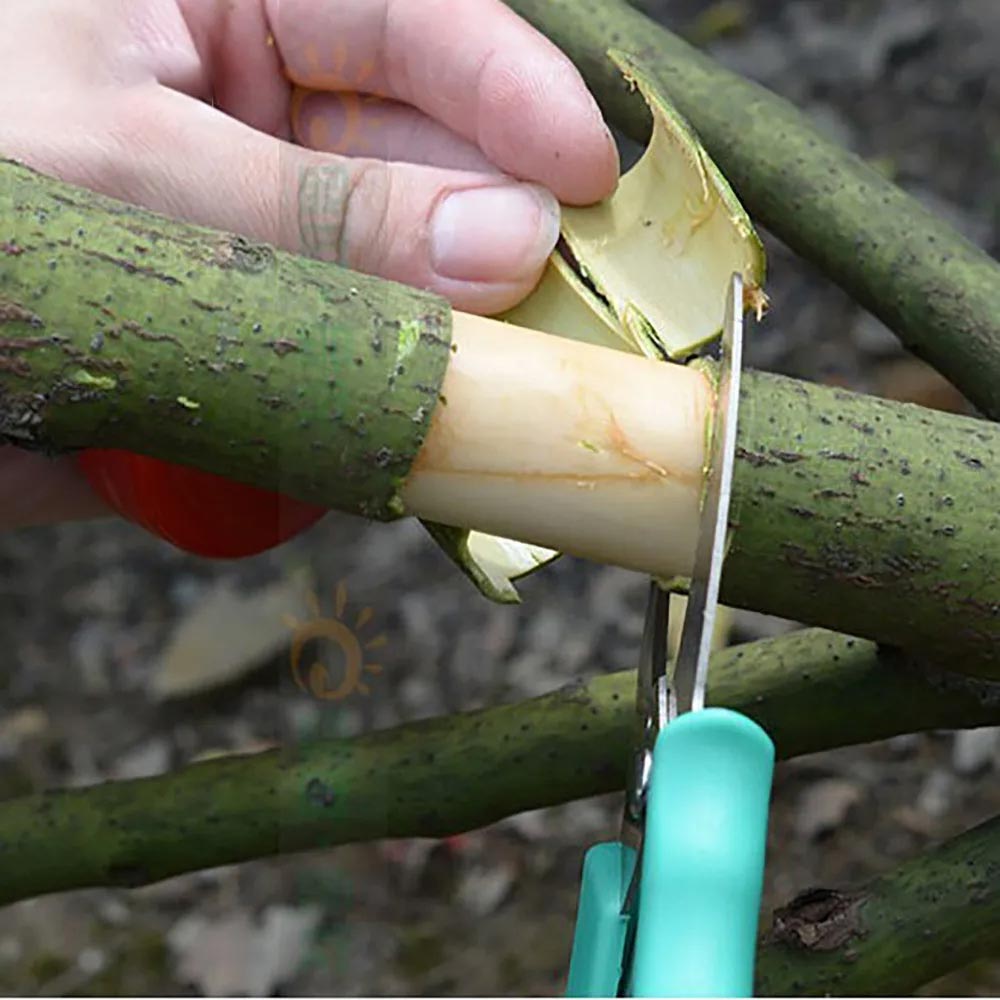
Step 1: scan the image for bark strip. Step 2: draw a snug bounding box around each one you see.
[506,0,1000,420]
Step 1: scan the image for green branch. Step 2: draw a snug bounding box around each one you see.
[728,369,1000,677]
[506,0,1000,420]
[0,158,451,520]
[1,629,997,907]
[757,812,1000,996]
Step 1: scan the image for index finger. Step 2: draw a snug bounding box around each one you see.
[265,0,620,205]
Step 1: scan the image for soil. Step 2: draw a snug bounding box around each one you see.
[1,0,999,995]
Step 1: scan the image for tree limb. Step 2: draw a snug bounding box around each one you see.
[0,628,997,907]
[0,158,452,520]
[757,812,1000,995]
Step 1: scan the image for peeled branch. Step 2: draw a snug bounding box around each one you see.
[404,311,711,580]
[456,48,767,594]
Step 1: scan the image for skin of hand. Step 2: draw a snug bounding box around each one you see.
[0,0,620,532]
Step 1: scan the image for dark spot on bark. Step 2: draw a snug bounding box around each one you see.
[0,300,43,328]
[814,489,850,500]
[113,320,182,347]
[0,356,31,377]
[789,506,816,519]
[1,242,25,256]
[305,777,337,808]
[767,888,868,952]
[81,247,181,284]
[736,446,776,467]
[266,339,302,358]
[770,449,805,463]
[192,298,223,312]
[820,450,859,461]
[955,451,984,470]
[850,471,870,486]
[215,236,275,274]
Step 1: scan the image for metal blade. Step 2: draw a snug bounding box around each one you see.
[616,580,669,994]
[672,273,745,716]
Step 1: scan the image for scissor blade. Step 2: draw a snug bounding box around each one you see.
[620,581,669,849]
[673,274,745,716]
[616,578,670,993]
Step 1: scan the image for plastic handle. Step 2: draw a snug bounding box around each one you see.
[566,841,636,998]
[627,708,775,998]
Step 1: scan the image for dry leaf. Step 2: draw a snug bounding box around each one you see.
[150,571,314,700]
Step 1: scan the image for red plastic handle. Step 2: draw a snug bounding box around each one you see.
[77,449,327,558]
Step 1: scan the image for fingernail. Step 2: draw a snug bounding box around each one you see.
[430,183,560,283]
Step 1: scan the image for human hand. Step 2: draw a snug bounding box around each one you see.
[0,0,620,531]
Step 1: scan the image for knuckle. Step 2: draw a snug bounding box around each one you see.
[339,158,395,272]
[292,157,352,261]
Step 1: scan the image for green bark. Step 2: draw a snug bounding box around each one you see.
[0,628,997,905]
[505,0,1000,420]
[0,158,452,520]
[756,813,1000,996]
[727,370,1000,677]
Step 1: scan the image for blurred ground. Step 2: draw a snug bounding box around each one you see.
[2,0,1000,995]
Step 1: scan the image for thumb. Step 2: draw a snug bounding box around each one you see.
[89,88,561,314]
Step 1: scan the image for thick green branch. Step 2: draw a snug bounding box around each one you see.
[728,370,1000,676]
[506,0,1000,420]
[756,813,1000,996]
[0,158,452,520]
[0,629,997,907]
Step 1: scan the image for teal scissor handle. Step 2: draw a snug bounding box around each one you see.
[628,708,774,998]
[566,841,636,998]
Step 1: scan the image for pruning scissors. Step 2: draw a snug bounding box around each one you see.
[566,274,776,998]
